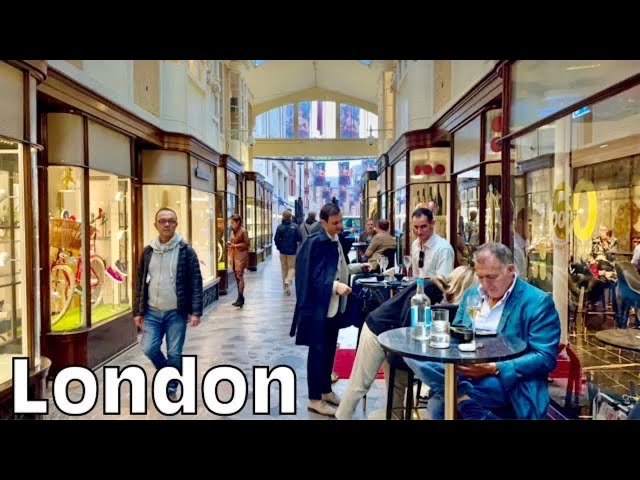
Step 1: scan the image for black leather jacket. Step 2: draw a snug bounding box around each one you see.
[133,240,203,317]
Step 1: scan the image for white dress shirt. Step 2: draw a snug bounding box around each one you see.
[411,233,455,278]
[474,275,517,332]
[326,231,363,318]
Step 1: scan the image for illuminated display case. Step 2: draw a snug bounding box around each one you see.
[0,60,49,419]
[40,113,137,377]
[141,148,219,308]
[244,171,270,271]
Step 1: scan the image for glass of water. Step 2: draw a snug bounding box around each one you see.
[429,309,450,348]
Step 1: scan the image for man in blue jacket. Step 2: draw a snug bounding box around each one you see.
[274,209,302,295]
[405,242,561,420]
[290,203,370,416]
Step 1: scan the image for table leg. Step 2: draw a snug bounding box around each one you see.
[444,364,457,420]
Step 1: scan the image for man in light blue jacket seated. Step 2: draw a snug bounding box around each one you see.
[405,242,561,420]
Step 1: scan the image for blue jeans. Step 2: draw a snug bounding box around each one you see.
[140,309,188,393]
[404,359,509,420]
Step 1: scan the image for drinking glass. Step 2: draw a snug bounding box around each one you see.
[465,290,483,349]
[377,254,388,281]
[430,309,450,348]
[403,255,412,280]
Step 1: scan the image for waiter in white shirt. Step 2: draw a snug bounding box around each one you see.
[410,207,455,278]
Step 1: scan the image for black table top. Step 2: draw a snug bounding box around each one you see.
[595,329,640,352]
[378,327,527,364]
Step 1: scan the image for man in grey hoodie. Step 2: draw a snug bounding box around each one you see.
[133,208,203,399]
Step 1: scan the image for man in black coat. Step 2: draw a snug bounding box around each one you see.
[274,209,302,295]
[291,203,370,416]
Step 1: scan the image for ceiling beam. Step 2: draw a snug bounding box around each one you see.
[253,86,377,116]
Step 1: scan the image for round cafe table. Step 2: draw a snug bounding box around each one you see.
[595,329,640,353]
[377,327,527,420]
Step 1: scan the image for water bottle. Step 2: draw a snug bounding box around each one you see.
[410,278,431,340]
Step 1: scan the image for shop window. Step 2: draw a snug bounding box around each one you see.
[47,166,86,331]
[191,190,215,285]
[510,60,640,132]
[485,162,502,244]
[456,168,480,266]
[409,147,450,242]
[393,188,407,258]
[47,167,133,332]
[87,170,132,326]
[215,193,225,272]
[0,141,27,384]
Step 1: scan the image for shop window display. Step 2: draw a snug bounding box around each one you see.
[408,148,450,245]
[88,170,132,326]
[47,167,133,331]
[456,169,480,266]
[0,140,28,384]
[191,190,215,284]
[47,166,86,330]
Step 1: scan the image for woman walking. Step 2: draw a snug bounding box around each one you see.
[228,214,250,307]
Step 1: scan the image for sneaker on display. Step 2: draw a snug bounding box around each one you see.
[106,267,124,283]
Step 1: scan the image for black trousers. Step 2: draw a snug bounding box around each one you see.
[307,318,341,400]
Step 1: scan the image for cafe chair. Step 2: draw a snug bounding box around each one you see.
[614,262,640,329]
[384,353,427,420]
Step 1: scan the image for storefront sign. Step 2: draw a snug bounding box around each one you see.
[572,106,591,119]
[573,179,598,241]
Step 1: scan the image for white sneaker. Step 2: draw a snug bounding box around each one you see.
[308,400,336,417]
[322,391,341,406]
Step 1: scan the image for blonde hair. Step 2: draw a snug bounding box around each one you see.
[430,266,478,305]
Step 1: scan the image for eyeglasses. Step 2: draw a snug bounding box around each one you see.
[157,219,177,225]
[418,250,424,269]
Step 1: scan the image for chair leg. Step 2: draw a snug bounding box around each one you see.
[386,364,396,420]
[405,369,414,420]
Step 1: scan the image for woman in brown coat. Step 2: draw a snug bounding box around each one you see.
[228,214,250,307]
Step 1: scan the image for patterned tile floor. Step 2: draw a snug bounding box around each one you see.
[44,250,387,420]
[43,250,639,420]
[548,327,640,419]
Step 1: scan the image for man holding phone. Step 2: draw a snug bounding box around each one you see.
[290,203,370,416]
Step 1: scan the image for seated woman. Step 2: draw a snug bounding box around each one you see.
[335,266,478,420]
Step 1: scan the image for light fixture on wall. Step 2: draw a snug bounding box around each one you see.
[367,126,393,146]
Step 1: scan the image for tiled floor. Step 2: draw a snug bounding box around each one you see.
[44,250,388,420]
[43,249,639,420]
[548,326,640,419]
